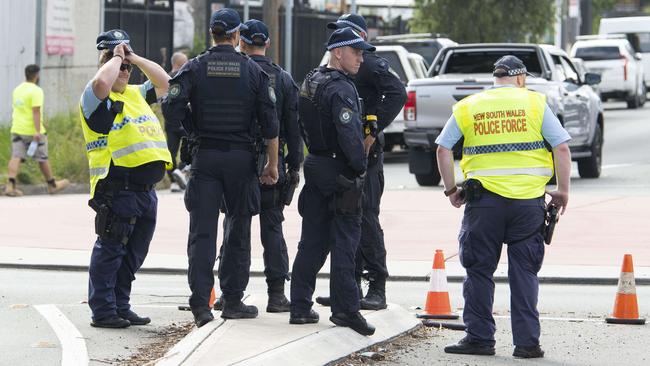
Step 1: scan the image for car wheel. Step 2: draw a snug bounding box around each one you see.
[415,171,441,186]
[640,83,647,106]
[627,85,640,109]
[577,124,602,178]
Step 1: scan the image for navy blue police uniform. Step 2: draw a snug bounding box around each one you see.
[83,30,164,328]
[289,27,375,336]
[328,15,407,309]
[234,19,303,311]
[162,68,188,190]
[162,9,278,326]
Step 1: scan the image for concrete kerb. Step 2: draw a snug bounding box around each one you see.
[1,262,648,286]
[155,301,420,366]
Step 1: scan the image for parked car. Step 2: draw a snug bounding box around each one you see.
[372,33,457,66]
[570,36,646,108]
[320,45,426,151]
[404,43,604,186]
[599,16,650,89]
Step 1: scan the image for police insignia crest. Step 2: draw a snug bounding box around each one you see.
[339,108,353,124]
[268,86,277,103]
[169,84,180,98]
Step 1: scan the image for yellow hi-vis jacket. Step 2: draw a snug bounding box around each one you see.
[80,85,172,198]
[453,87,554,199]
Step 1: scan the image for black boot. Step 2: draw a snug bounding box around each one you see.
[444,337,495,356]
[316,279,362,308]
[91,315,130,328]
[315,296,331,307]
[360,277,387,310]
[221,299,258,319]
[290,309,320,324]
[267,281,291,313]
[192,307,214,328]
[117,309,151,325]
[330,312,375,336]
[513,345,544,358]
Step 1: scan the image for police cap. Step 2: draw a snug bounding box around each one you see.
[241,19,269,46]
[210,8,248,34]
[493,55,535,77]
[326,28,375,52]
[96,29,132,51]
[327,14,368,34]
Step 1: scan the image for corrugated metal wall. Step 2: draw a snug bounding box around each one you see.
[1,0,37,125]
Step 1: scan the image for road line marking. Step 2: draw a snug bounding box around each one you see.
[494,315,601,322]
[34,304,89,366]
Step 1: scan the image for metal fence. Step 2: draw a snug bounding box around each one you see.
[105,0,175,82]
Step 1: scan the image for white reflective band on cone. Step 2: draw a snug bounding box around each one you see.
[428,269,449,292]
[617,272,636,295]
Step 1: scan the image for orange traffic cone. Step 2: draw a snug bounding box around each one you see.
[417,249,459,319]
[606,254,646,325]
[209,288,217,309]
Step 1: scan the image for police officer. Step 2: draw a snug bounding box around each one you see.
[237,19,303,312]
[80,30,173,328]
[316,14,407,311]
[163,8,279,328]
[290,28,375,336]
[437,56,571,358]
[164,52,190,193]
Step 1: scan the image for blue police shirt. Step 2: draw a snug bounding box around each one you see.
[435,86,571,149]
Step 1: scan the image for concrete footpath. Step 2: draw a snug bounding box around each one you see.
[1,190,650,283]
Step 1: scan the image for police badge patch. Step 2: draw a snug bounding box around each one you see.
[339,107,353,124]
[268,86,277,103]
[169,84,181,98]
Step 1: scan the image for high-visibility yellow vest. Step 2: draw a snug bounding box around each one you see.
[80,85,172,198]
[453,87,554,199]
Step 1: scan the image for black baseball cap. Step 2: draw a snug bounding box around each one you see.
[327,14,368,34]
[96,29,132,51]
[240,19,269,46]
[326,27,375,52]
[493,55,534,77]
[210,8,248,34]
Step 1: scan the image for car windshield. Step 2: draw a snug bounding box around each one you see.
[574,46,621,61]
[401,44,440,65]
[442,50,542,75]
[626,32,650,53]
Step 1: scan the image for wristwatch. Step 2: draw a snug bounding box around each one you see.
[444,186,457,197]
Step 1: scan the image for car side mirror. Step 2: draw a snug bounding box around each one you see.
[635,52,643,61]
[584,72,601,86]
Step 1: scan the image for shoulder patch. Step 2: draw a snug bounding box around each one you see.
[268,86,277,103]
[168,84,181,98]
[339,107,353,124]
[377,58,389,70]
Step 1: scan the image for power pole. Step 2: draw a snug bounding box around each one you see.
[263,0,282,63]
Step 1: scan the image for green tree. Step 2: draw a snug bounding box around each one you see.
[591,0,618,33]
[410,0,555,43]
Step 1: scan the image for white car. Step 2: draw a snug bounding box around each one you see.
[599,16,650,89]
[570,37,646,108]
[320,45,424,151]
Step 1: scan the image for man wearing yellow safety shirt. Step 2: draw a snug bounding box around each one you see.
[79,29,172,328]
[437,56,571,359]
[4,64,69,197]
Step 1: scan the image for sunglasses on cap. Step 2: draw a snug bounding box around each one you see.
[120,64,132,72]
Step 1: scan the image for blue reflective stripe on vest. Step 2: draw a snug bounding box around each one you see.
[463,141,546,155]
[86,139,108,151]
[111,115,159,131]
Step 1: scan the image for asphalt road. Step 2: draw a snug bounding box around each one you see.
[1,268,648,366]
